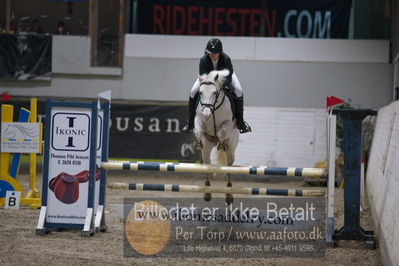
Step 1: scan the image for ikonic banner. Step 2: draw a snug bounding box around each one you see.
[0,34,52,80]
[137,0,351,38]
[46,107,96,225]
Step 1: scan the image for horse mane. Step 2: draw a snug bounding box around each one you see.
[200,69,230,87]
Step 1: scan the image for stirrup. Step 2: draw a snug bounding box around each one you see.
[238,121,252,134]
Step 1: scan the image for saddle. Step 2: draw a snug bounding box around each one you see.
[49,170,101,204]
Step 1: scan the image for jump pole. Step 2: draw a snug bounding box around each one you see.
[108,182,326,197]
[100,161,327,178]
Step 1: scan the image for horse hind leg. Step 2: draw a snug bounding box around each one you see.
[225,174,233,205]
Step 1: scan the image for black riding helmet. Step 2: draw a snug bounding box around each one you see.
[205,38,223,54]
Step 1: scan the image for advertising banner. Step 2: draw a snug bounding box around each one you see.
[109,103,198,161]
[6,98,198,162]
[136,0,351,38]
[45,107,95,226]
[1,122,41,153]
[36,100,106,235]
[0,34,52,80]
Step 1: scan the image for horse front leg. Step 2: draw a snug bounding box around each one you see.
[201,142,212,202]
[217,141,229,151]
[195,139,203,150]
[193,130,203,150]
[225,174,233,205]
[225,139,236,205]
[216,121,234,151]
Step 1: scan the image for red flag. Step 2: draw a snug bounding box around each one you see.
[330,96,344,107]
[326,96,344,113]
[1,92,12,102]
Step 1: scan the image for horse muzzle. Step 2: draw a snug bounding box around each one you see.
[202,109,212,121]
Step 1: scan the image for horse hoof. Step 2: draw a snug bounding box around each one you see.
[195,140,203,150]
[226,193,233,205]
[227,182,232,187]
[217,142,229,151]
[217,143,223,150]
[205,180,211,186]
[204,193,212,202]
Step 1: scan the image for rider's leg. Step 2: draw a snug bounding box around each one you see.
[182,78,200,132]
[231,73,251,133]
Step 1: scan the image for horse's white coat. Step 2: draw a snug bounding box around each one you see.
[194,70,239,166]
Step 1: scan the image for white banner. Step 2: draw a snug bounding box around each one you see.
[46,108,94,225]
[1,122,41,153]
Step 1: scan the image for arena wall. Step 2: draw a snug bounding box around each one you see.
[0,34,391,109]
[235,106,326,167]
[366,101,399,266]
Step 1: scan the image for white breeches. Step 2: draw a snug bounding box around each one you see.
[190,72,243,98]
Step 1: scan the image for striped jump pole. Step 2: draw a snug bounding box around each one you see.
[100,161,327,178]
[108,182,326,197]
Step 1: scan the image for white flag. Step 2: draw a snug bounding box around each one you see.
[98,90,111,101]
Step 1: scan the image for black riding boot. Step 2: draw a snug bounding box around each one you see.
[182,95,197,133]
[235,96,252,133]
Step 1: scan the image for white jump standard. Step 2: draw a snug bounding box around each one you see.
[108,182,326,197]
[100,161,327,178]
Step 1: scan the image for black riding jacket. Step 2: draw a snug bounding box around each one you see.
[199,52,233,86]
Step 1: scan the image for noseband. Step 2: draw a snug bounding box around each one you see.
[198,80,226,137]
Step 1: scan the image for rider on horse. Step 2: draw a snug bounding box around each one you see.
[183,38,252,134]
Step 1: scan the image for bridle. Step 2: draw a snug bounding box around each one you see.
[198,80,226,137]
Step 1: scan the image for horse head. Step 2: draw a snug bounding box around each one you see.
[198,69,229,121]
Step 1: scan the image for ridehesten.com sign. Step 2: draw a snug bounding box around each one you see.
[136,0,351,38]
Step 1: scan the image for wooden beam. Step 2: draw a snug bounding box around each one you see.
[89,0,98,66]
[5,0,11,33]
[117,0,125,67]
[259,0,267,37]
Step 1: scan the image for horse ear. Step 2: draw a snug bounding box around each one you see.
[214,73,219,81]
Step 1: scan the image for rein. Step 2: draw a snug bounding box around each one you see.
[199,80,226,137]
